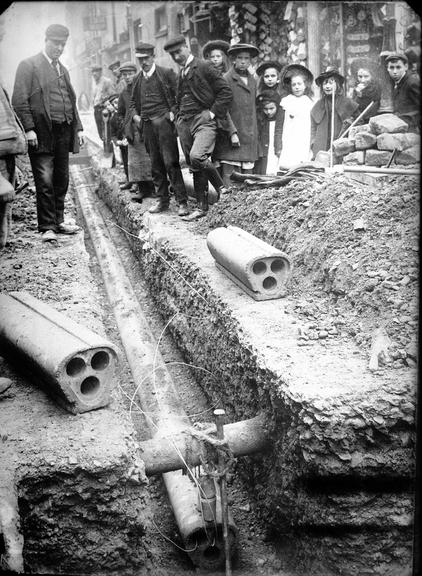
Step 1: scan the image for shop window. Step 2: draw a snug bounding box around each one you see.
[134,18,143,44]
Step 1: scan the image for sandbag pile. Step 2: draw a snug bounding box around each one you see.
[332,113,420,167]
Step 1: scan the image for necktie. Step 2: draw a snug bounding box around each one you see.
[51,59,59,75]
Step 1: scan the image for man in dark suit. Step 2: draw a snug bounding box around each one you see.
[12,24,84,242]
[385,53,420,132]
[164,35,232,221]
[131,42,188,215]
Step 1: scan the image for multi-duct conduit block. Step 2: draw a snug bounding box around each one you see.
[0,291,119,414]
[206,225,291,301]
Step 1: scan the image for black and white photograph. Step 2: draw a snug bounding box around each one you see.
[0,2,420,575]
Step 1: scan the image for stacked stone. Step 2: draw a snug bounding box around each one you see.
[333,113,421,167]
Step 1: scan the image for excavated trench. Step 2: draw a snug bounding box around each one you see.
[82,140,416,576]
[1,136,416,576]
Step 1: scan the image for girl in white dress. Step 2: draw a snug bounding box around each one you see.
[278,64,315,169]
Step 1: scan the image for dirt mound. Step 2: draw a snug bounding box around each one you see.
[194,172,419,370]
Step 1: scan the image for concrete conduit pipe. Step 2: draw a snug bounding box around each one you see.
[0,291,119,414]
[71,166,238,570]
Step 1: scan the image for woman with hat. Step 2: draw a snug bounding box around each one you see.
[277,63,315,169]
[214,43,260,187]
[310,66,359,161]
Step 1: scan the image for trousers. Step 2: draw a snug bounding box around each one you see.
[143,115,187,204]
[29,122,71,232]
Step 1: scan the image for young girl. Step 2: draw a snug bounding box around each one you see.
[311,66,359,161]
[351,58,381,121]
[256,91,283,175]
[256,60,284,107]
[278,64,315,169]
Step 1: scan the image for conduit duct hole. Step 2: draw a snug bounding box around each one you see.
[271,259,285,273]
[252,260,267,275]
[263,276,277,290]
[80,376,100,396]
[66,356,86,376]
[91,350,110,371]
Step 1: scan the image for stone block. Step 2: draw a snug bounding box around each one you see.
[369,113,408,135]
[343,151,365,165]
[355,132,378,150]
[377,132,421,152]
[395,145,421,165]
[365,149,393,166]
[349,124,371,139]
[332,138,355,156]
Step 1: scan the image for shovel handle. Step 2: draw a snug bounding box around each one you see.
[338,101,375,140]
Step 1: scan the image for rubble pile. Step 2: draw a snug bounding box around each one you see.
[333,113,421,166]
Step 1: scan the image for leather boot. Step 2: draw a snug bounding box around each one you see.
[149,198,169,213]
[182,173,208,221]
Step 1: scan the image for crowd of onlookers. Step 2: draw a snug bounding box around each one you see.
[0,24,420,247]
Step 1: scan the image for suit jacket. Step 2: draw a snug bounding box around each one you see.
[391,71,420,131]
[12,52,83,154]
[130,65,178,117]
[175,57,232,120]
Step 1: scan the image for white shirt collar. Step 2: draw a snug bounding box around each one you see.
[143,63,156,78]
[184,54,194,69]
[43,51,59,66]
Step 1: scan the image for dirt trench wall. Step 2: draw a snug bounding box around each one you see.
[90,154,416,575]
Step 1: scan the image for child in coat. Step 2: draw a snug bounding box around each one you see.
[311,66,359,161]
[256,91,283,175]
[278,64,315,169]
[350,58,381,121]
[256,60,284,107]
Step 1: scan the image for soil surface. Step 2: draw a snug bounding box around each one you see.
[194,171,419,372]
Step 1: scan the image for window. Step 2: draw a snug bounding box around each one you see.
[134,18,143,44]
[155,5,168,36]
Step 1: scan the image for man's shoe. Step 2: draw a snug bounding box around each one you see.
[181,209,207,221]
[131,194,145,203]
[41,230,57,242]
[178,203,189,217]
[58,222,81,234]
[119,182,132,190]
[149,200,169,214]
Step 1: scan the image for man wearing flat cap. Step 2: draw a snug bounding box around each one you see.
[164,34,232,221]
[109,60,126,94]
[130,42,188,215]
[91,65,115,141]
[12,23,84,242]
[385,53,420,131]
[214,44,259,186]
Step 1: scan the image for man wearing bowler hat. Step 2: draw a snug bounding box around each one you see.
[12,24,84,242]
[131,42,188,215]
[385,52,420,131]
[164,34,232,221]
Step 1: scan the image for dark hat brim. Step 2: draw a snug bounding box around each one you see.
[108,61,121,70]
[164,36,187,52]
[202,40,230,58]
[256,60,283,76]
[385,52,408,64]
[227,44,259,58]
[315,70,344,86]
[281,64,314,84]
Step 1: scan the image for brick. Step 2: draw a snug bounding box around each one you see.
[369,113,408,135]
[332,138,355,156]
[365,149,393,166]
[376,132,420,152]
[343,151,365,165]
[355,132,378,150]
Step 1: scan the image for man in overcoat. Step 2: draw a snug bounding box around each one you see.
[130,42,188,215]
[213,43,259,187]
[12,24,84,242]
[164,35,232,221]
